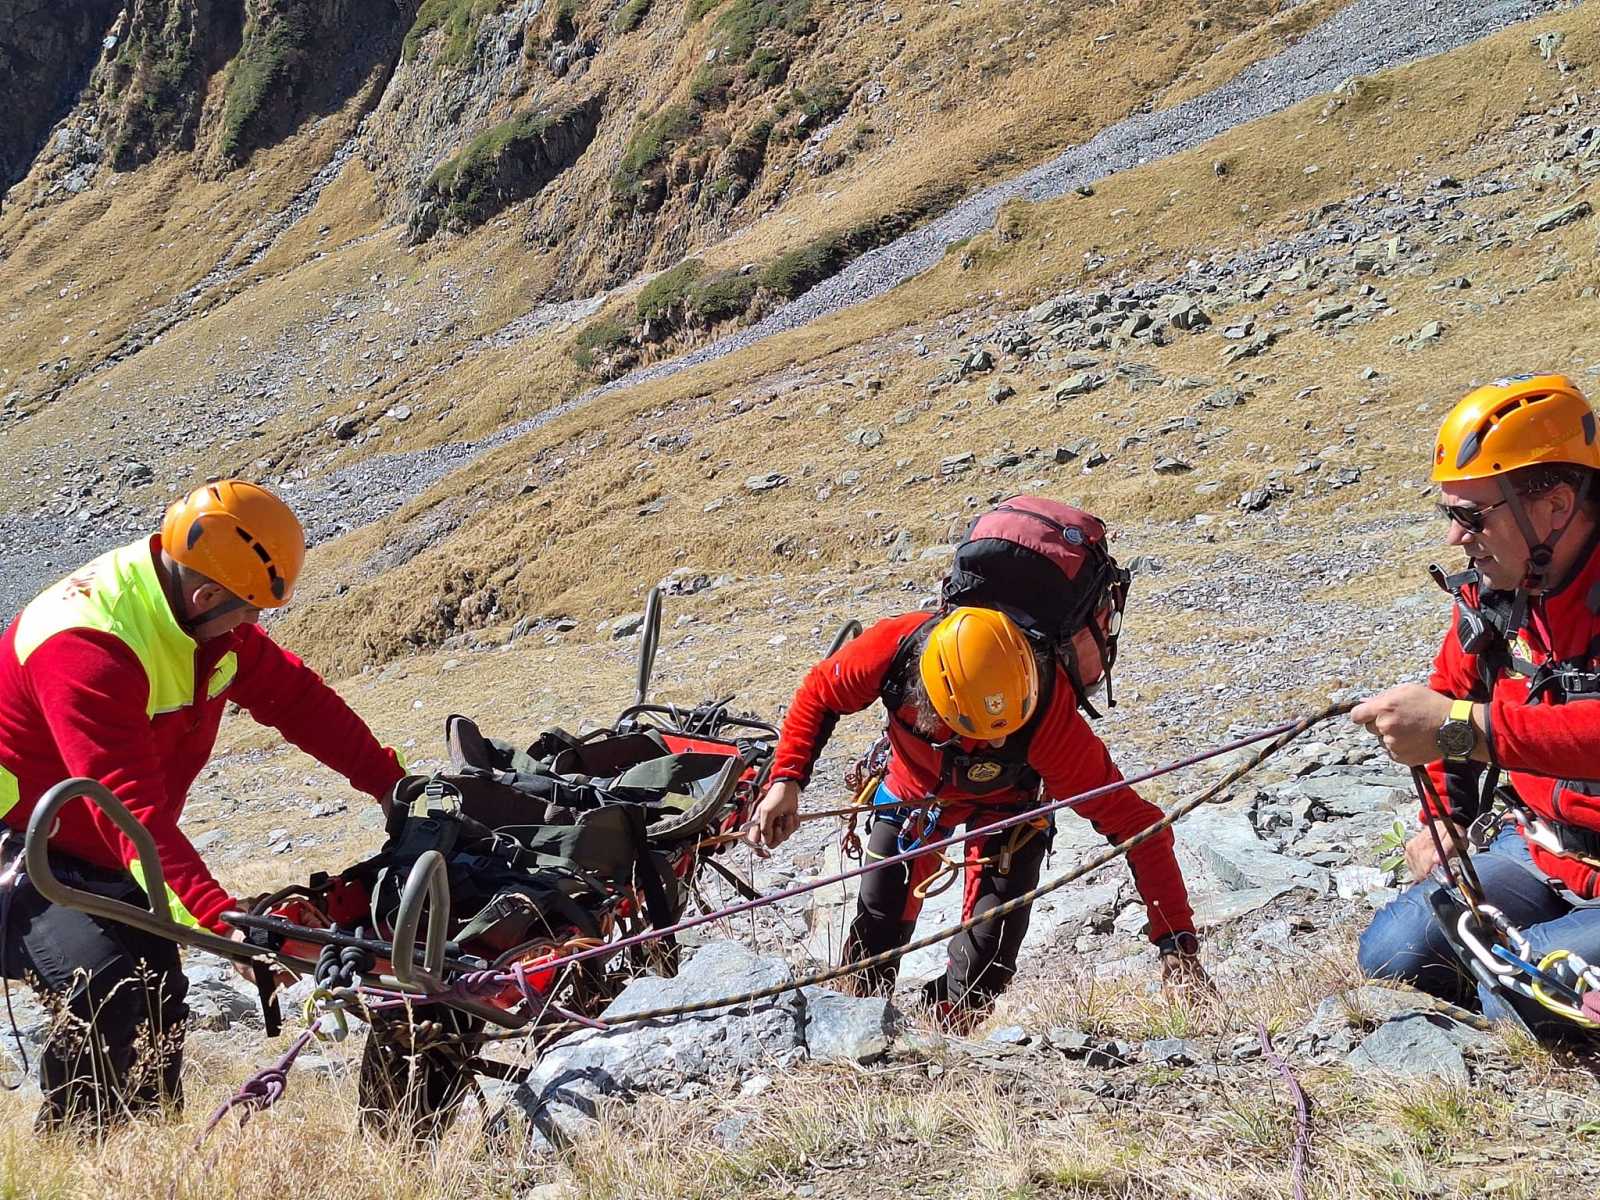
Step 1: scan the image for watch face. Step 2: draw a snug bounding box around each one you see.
[1437,721,1474,759]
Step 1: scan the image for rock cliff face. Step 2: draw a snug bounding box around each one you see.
[0,0,123,190]
[95,0,245,169]
[214,0,411,167]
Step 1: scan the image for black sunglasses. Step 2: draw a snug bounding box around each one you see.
[1434,497,1511,534]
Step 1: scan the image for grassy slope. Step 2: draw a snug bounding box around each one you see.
[3,8,1600,1195]
[279,5,1600,677]
[0,0,1327,509]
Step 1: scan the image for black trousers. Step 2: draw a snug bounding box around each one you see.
[0,848,188,1132]
[842,811,1051,1007]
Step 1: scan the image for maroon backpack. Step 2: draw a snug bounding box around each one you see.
[940,496,1130,716]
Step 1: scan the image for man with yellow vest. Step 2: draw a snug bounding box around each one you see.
[0,480,404,1130]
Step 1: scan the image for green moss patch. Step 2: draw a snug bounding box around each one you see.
[614,0,654,31]
[415,97,602,237]
[404,0,513,67]
[611,103,702,210]
[218,2,316,163]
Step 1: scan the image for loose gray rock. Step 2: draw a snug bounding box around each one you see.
[745,472,789,493]
[1346,1013,1470,1087]
[521,942,804,1149]
[1054,372,1107,400]
[1144,1038,1200,1068]
[802,987,898,1064]
[1532,200,1592,233]
[1047,1027,1094,1055]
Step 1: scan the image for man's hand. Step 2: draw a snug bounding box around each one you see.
[1350,683,1456,766]
[1404,820,1466,883]
[744,780,802,849]
[228,927,293,987]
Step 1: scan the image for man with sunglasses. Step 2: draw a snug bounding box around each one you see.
[747,500,1208,1028]
[0,480,406,1129]
[1352,374,1600,1037]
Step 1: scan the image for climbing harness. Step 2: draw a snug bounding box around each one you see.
[839,734,890,862]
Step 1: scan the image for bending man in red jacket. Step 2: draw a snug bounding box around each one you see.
[1354,374,1600,1038]
[748,570,1208,1025]
[0,480,405,1129]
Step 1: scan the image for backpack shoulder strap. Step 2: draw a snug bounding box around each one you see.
[878,615,938,715]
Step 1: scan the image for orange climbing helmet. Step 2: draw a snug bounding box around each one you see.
[919,606,1040,738]
[160,480,305,607]
[1433,374,1600,483]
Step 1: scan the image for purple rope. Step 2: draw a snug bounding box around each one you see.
[389,715,1310,1002]
[196,1027,317,1144]
[1257,1022,1311,1200]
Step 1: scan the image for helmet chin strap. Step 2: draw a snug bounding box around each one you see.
[1495,472,1591,627]
[160,555,250,638]
[1497,473,1587,592]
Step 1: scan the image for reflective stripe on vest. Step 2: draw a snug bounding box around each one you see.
[13,539,216,717]
[0,765,17,821]
[127,858,203,930]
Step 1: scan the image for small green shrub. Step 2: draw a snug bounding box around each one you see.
[218,4,316,162]
[710,0,812,62]
[404,0,512,66]
[631,260,760,335]
[551,0,580,41]
[412,105,606,236]
[611,103,700,207]
[747,45,789,88]
[684,0,725,23]
[785,80,847,131]
[689,269,757,323]
[759,233,850,298]
[614,0,653,32]
[689,65,734,107]
[571,317,632,369]
[636,259,707,325]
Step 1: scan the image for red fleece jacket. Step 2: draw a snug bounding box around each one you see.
[772,612,1195,940]
[1426,530,1600,898]
[0,566,404,933]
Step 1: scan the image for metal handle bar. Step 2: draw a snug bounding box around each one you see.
[615,703,780,741]
[383,851,534,1028]
[389,850,450,991]
[826,619,863,658]
[25,778,269,965]
[635,587,662,706]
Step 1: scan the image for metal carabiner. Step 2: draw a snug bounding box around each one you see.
[302,987,350,1043]
[1455,903,1522,982]
[896,805,941,855]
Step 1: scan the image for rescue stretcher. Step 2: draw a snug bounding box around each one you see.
[23,589,858,1136]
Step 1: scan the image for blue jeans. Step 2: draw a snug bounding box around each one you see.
[1358,825,1600,1039]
